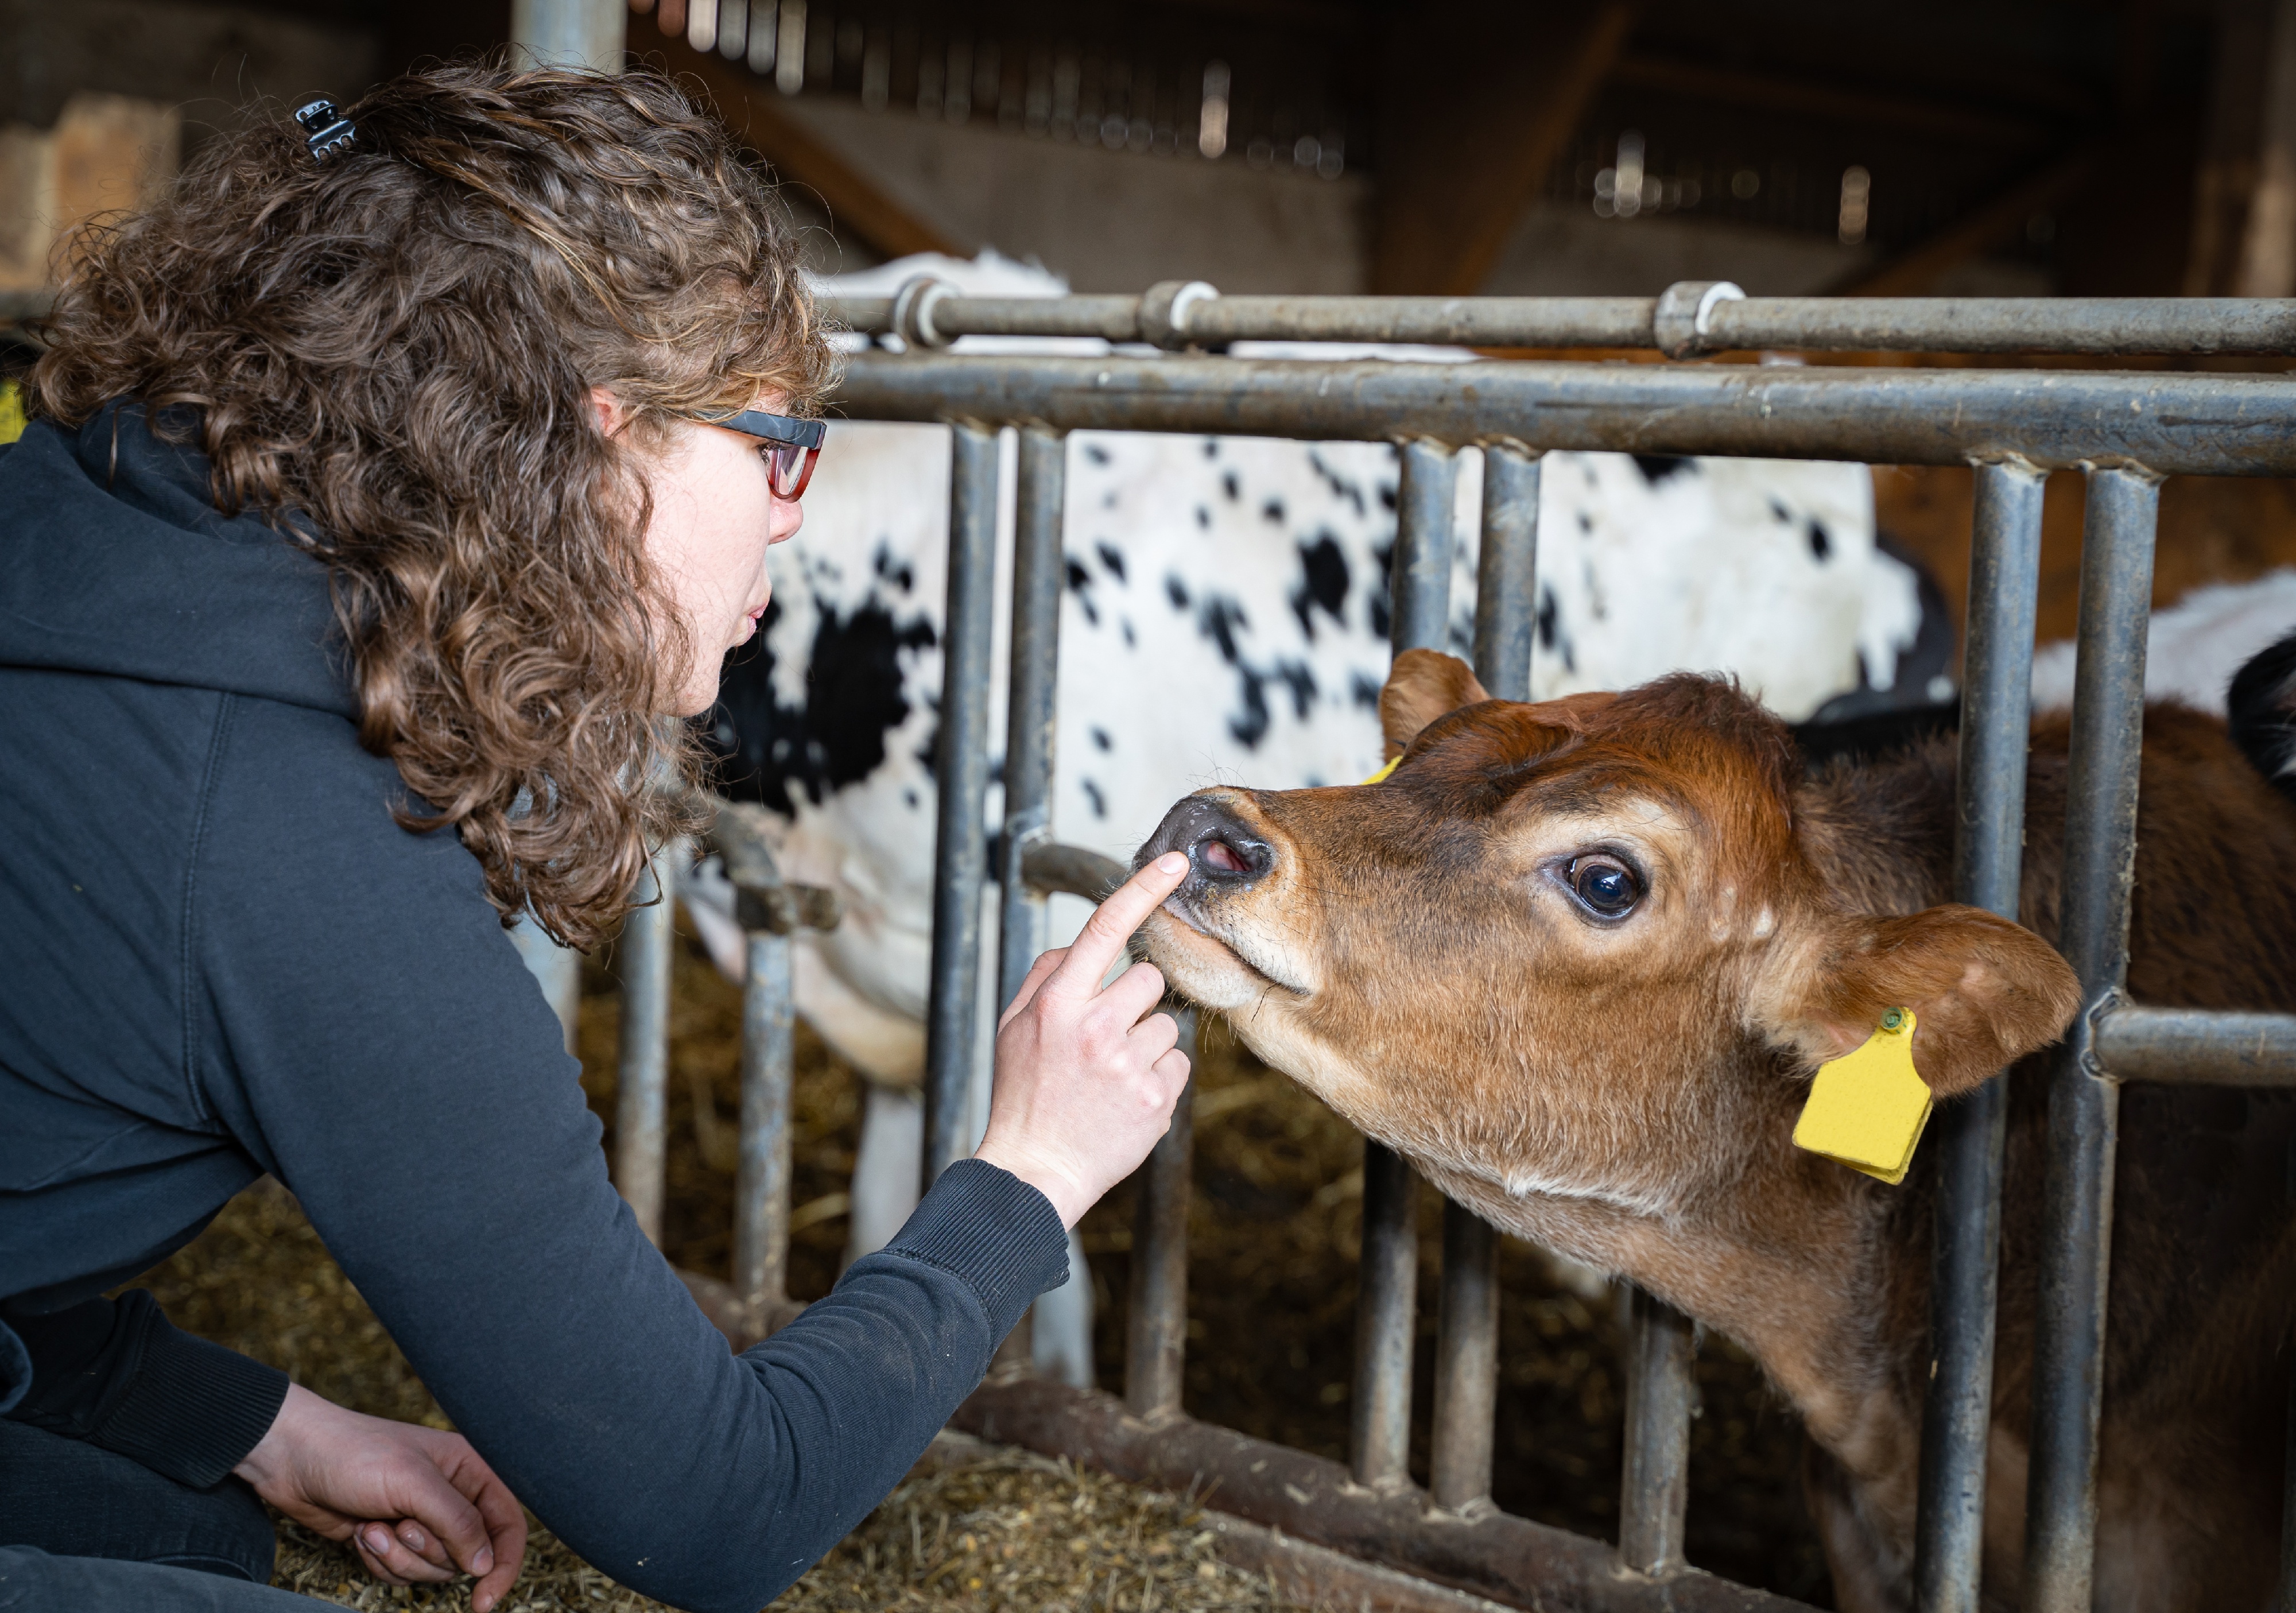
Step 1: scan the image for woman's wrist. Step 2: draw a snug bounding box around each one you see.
[969,1140,1089,1229]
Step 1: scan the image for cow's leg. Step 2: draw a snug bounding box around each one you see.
[843,1080,924,1269]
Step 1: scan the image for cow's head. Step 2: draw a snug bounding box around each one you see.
[1135,649,2080,1218]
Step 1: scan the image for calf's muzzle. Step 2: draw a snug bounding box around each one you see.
[1138,793,1275,896]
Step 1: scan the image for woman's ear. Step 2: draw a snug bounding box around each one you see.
[589,385,629,439]
[1380,649,1491,758]
[1759,905,2082,1096]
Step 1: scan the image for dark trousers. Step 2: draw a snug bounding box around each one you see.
[0,1417,274,1583]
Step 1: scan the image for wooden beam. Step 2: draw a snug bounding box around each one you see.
[2235,0,2296,293]
[1610,56,2052,148]
[1372,1,1635,296]
[1833,145,2099,296]
[633,9,964,263]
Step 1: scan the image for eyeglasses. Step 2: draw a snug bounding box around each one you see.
[711,408,825,501]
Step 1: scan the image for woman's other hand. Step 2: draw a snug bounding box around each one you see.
[975,852,1194,1227]
[233,1382,528,1611]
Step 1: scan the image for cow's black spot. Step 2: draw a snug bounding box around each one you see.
[1307,449,1368,515]
[1289,533,1350,641]
[1577,511,1593,534]
[1229,668,1271,749]
[872,544,915,594]
[1198,596,1248,664]
[1632,455,1692,485]
[1166,574,1190,610]
[1377,482,1397,512]
[1096,541,1127,581]
[1084,443,1112,466]
[1091,727,1113,751]
[1536,586,1559,650]
[1275,659,1317,720]
[1808,521,1831,560]
[1195,506,1212,530]
[1082,778,1107,819]
[1201,439,1219,459]
[1066,558,1091,592]
[1351,671,1382,711]
[1261,498,1286,526]
[1222,471,1242,502]
[1770,498,1791,523]
[706,597,936,816]
[1122,619,1136,648]
[904,789,919,809]
[1368,540,1394,641]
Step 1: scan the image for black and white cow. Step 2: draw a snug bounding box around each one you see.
[669,253,1960,1382]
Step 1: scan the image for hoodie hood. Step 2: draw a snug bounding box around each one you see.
[0,405,356,719]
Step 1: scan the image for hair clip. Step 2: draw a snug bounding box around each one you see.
[294,99,358,164]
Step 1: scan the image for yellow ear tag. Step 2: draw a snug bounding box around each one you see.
[1359,757,1400,785]
[1791,1007,1932,1185]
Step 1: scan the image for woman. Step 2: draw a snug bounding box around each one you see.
[0,63,1190,1612]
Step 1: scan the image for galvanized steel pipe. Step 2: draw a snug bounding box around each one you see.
[923,424,1000,1191]
[1124,1013,1195,1422]
[828,287,2296,355]
[2023,466,2161,1612]
[831,354,2296,477]
[1619,1288,1696,1577]
[2091,1007,2296,1084]
[734,928,794,1310]
[614,842,678,1244]
[1914,458,2047,1613]
[999,426,1066,1012]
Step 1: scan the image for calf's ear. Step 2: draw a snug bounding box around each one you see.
[1762,905,2082,1097]
[1381,650,1491,757]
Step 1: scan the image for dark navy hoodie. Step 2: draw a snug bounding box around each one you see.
[0,406,1066,1611]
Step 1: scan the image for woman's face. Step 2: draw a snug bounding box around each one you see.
[600,389,806,715]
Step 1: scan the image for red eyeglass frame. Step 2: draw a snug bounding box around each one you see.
[713,408,826,501]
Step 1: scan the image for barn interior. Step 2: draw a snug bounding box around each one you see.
[6,2,2295,1611]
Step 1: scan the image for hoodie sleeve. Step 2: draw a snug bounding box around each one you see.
[1,1292,289,1488]
[191,697,1068,1613]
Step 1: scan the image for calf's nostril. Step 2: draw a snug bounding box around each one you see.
[1201,838,1247,874]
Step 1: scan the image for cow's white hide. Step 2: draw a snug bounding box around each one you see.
[2030,567,2296,715]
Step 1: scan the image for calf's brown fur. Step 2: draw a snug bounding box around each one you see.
[1137,648,2296,1612]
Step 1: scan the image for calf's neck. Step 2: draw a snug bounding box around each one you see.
[1137,647,2296,1613]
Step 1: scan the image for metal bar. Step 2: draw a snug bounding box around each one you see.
[956,1377,1822,1613]
[1618,1288,1695,1577]
[1425,438,1539,1514]
[827,289,2296,355]
[922,422,1000,1192]
[1124,1011,1196,1421]
[1389,437,1460,652]
[1473,443,1541,704]
[999,425,1066,1013]
[1352,1141,1420,1488]
[830,354,2296,478]
[732,927,794,1310]
[1351,437,1456,1490]
[2090,1007,2296,1084]
[614,843,677,1244]
[2023,466,2161,1613]
[1913,457,2046,1613]
[1429,1205,1498,1511]
[1021,840,1127,903]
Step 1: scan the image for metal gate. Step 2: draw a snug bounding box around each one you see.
[619,284,2296,1613]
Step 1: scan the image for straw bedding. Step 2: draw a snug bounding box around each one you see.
[137,920,1832,1610]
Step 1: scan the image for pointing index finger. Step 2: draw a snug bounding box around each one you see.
[1049,852,1189,997]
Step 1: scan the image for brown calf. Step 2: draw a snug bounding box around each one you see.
[1137,647,2296,1613]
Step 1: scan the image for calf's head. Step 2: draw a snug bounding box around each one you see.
[1136,650,2080,1218]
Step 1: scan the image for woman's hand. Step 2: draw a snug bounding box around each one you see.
[233,1383,527,1611]
[975,852,1194,1227]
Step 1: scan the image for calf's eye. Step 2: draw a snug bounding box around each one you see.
[1567,855,1641,918]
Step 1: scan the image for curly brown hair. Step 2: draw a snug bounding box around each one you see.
[30,61,833,948]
